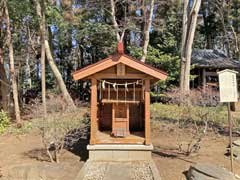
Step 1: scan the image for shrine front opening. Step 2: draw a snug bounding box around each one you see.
[96,79,146,144]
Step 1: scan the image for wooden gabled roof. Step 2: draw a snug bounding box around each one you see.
[72,54,168,81]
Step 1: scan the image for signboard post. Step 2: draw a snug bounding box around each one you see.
[218,69,238,173]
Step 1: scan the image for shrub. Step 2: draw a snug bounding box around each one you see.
[151,103,227,127]
[7,121,33,135]
[150,90,234,156]
[37,111,89,163]
[24,93,89,162]
[0,110,10,134]
[166,87,220,107]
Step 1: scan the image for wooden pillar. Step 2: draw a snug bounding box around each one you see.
[127,103,129,136]
[202,68,206,91]
[112,103,115,134]
[144,79,150,145]
[90,78,97,144]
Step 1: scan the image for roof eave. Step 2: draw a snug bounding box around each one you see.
[72,54,168,81]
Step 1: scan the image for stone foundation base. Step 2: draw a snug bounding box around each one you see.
[87,144,153,161]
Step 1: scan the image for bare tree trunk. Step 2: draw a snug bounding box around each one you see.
[35,0,47,117]
[40,0,47,117]
[4,0,21,124]
[110,0,120,42]
[202,9,213,49]
[183,0,201,92]
[230,25,239,58]
[110,0,125,42]
[0,18,9,111]
[34,0,75,110]
[26,26,32,89]
[0,46,9,111]
[45,40,76,109]
[180,0,201,93]
[209,1,231,57]
[219,11,231,57]
[180,0,189,92]
[140,0,154,62]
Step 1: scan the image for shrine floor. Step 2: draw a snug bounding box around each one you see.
[94,130,145,144]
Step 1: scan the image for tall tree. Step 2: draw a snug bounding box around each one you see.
[180,0,189,91]
[0,4,9,111]
[34,0,47,117]
[180,0,202,93]
[25,25,32,89]
[140,0,154,62]
[0,30,9,112]
[45,40,76,109]
[35,0,76,109]
[3,0,21,124]
[213,0,231,57]
[110,0,125,42]
[110,0,155,62]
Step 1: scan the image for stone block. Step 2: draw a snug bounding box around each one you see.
[129,151,152,161]
[112,151,129,161]
[89,150,113,161]
[88,144,153,161]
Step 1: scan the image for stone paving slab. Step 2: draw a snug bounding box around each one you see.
[75,160,161,180]
[103,163,131,180]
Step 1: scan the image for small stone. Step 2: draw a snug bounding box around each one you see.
[233,139,240,147]
[232,146,240,157]
[4,162,79,180]
[187,163,237,180]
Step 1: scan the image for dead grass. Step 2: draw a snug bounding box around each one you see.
[151,103,240,129]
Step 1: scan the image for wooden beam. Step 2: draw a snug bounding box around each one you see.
[144,79,151,145]
[101,99,140,104]
[90,78,97,144]
[205,71,217,76]
[92,73,147,79]
[95,138,145,144]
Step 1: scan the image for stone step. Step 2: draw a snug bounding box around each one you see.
[75,160,161,180]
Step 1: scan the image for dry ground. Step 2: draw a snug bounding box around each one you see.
[152,122,240,180]
[0,121,240,180]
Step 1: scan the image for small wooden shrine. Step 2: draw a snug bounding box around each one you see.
[191,49,240,89]
[72,43,167,146]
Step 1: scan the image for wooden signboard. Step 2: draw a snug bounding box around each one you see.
[218,69,238,172]
[218,69,238,103]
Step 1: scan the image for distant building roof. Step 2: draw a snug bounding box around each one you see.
[191,49,240,69]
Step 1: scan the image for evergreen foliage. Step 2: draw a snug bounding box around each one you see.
[0,110,10,134]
